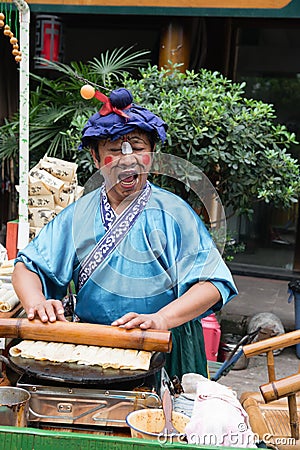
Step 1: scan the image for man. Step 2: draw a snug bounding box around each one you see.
[12,88,237,378]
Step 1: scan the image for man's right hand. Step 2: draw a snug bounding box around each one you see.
[27,299,67,323]
[12,262,67,323]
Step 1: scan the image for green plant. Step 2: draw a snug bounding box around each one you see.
[0,47,150,183]
[1,58,299,219]
[123,66,300,217]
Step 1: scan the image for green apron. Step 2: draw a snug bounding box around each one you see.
[164,319,208,380]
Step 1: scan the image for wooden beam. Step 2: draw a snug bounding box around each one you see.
[26,0,292,9]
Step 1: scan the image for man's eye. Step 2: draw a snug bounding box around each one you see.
[109,148,122,153]
[132,147,145,152]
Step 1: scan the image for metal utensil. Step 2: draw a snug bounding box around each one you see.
[160,387,179,434]
[211,327,261,382]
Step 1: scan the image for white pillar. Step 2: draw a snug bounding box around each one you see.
[13,0,30,249]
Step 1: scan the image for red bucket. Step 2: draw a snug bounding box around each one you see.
[201,313,221,362]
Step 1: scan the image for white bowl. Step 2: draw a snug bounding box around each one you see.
[126,408,190,441]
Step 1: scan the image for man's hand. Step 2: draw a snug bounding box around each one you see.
[27,299,67,323]
[13,262,67,323]
[111,282,221,331]
[111,312,168,330]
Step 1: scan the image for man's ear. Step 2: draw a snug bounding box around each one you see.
[91,148,100,169]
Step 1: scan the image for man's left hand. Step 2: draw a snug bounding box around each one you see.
[111,312,168,330]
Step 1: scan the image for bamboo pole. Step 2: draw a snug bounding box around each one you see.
[260,373,300,440]
[266,350,276,382]
[288,394,299,440]
[260,373,300,403]
[242,397,270,441]
[243,329,300,358]
[0,318,173,353]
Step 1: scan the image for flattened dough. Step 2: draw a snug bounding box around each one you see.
[9,340,153,370]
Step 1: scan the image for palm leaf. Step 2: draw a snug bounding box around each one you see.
[0,46,151,177]
[88,46,150,85]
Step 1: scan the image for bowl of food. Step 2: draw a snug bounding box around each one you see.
[126,408,190,441]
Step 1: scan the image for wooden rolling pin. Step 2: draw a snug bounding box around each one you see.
[0,318,172,353]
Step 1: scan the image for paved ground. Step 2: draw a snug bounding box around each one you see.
[221,274,296,333]
[218,346,300,399]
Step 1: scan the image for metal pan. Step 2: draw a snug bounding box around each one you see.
[1,352,165,385]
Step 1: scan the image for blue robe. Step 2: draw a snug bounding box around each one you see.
[16,183,238,378]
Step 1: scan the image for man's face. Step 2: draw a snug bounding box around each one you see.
[91,130,153,207]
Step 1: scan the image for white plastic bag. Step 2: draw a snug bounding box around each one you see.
[185,375,256,448]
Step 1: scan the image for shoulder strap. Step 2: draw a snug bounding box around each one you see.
[77,182,151,291]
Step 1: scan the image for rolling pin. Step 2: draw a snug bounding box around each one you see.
[0,318,172,353]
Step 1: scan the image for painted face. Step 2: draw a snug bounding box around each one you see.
[92,130,153,209]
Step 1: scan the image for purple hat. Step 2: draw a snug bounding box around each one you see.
[80,88,168,149]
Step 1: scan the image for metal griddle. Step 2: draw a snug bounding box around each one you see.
[6,352,165,385]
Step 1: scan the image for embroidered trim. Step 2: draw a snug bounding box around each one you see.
[78,182,151,291]
[100,185,116,231]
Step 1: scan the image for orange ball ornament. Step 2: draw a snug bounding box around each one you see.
[10,37,18,45]
[0,20,4,28]
[15,55,22,62]
[0,13,5,20]
[80,84,95,100]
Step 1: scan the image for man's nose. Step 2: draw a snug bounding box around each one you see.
[119,153,137,167]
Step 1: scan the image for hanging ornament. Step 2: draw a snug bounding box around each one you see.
[0,12,4,28]
[3,23,11,35]
[80,84,96,100]
[1,3,22,63]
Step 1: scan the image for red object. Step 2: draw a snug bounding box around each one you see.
[95,90,130,119]
[6,221,18,260]
[35,15,63,68]
[201,313,221,362]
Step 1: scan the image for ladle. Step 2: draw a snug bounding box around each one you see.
[160,388,179,434]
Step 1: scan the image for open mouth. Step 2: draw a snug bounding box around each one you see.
[118,171,138,188]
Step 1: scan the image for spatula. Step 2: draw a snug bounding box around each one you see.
[161,388,179,434]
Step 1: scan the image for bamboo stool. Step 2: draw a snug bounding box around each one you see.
[240,330,300,449]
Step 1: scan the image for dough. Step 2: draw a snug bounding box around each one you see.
[9,340,153,371]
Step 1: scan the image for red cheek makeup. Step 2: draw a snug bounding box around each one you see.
[104,156,113,165]
[142,154,151,166]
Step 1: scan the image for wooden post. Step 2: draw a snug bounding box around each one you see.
[6,221,18,260]
[266,350,276,382]
[260,372,300,439]
[159,18,190,72]
[288,394,299,440]
[242,397,270,441]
